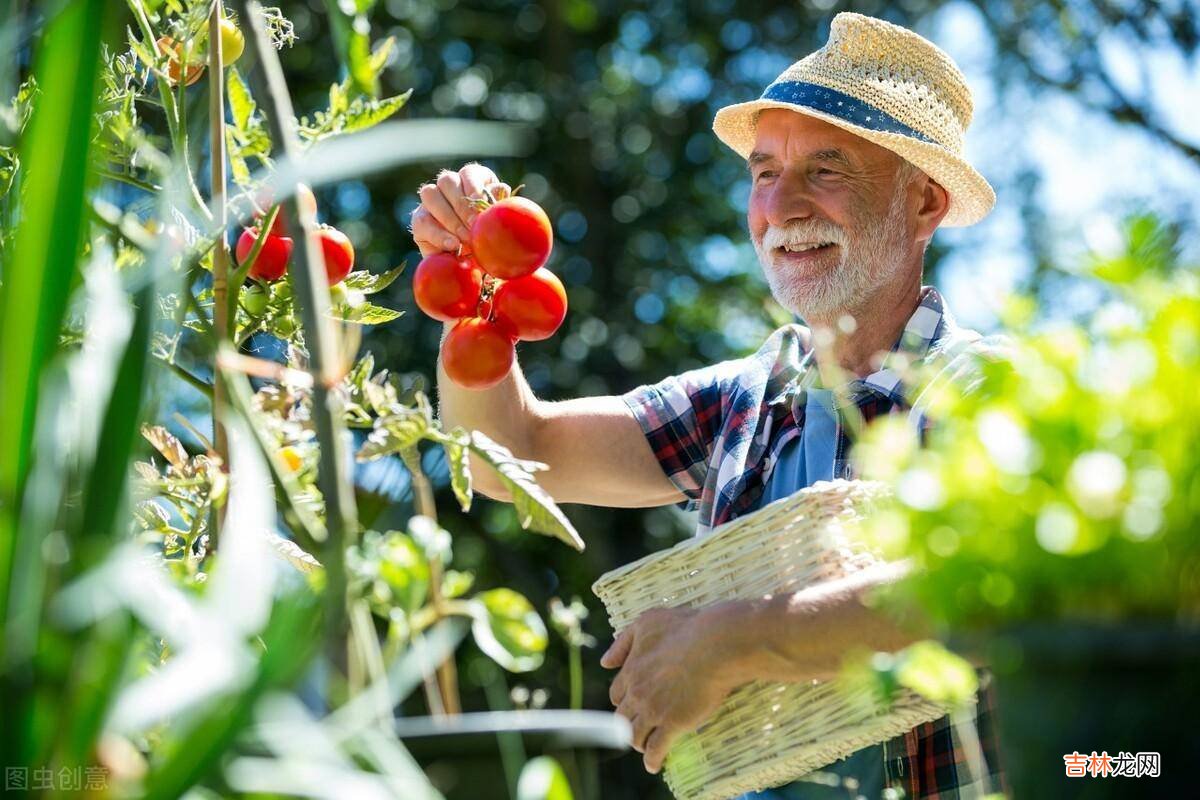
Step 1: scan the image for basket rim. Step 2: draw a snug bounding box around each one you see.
[592,478,889,596]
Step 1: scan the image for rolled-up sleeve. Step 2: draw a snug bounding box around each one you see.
[621,359,743,510]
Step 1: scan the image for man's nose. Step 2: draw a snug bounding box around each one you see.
[763,172,817,229]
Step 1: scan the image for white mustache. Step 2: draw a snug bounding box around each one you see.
[761,221,847,251]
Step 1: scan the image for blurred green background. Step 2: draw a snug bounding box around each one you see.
[81,0,1199,797]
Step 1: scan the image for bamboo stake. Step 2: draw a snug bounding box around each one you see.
[207,0,230,548]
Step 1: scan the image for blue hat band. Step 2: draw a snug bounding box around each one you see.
[760,80,936,145]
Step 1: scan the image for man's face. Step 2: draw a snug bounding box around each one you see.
[747,109,916,323]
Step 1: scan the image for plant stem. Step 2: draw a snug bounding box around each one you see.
[400,446,462,715]
[207,0,230,548]
[155,354,214,398]
[99,168,160,193]
[569,641,583,711]
[239,0,356,676]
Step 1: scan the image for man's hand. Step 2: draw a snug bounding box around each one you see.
[601,605,745,775]
[410,162,510,257]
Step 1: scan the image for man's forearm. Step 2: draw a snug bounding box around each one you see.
[436,322,542,488]
[709,561,930,686]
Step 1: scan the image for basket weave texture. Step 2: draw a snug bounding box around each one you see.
[592,479,961,800]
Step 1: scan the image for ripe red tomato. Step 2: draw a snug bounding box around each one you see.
[413,252,484,322]
[156,36,204,86]
[441,317,516,390]
[492,268,567,341]
[469,196,553,280]
[316,225,354,286]
[236,227,293,282]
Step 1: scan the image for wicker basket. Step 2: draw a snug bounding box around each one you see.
[592,479,960,800]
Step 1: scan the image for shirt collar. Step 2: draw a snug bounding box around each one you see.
[766,285,960,410]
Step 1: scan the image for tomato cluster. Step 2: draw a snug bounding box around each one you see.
[235,194,356,290]
[154,16,244,87]
[413,194,566,390]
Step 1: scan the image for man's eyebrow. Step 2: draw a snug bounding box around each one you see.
[809,148,853,167]
[747,147,853,170]
[747,150,776,168]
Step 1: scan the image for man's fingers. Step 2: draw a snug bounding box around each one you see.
[434,170,473,239]
[601,630,633,668]
[608,670,627,708]
[410,206,457,254]
[643,727,672,774]
[458,163,497,221]
[627,716,654,753]
[418,181,467,247]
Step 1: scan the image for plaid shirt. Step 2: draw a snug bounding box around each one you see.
[622,286,1010,798]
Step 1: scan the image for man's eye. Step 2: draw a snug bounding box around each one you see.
[816,167,838,176]
[754,170,777,182]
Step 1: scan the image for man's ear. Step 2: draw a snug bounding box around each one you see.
[914,176,951,243]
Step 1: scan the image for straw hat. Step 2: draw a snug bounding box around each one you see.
[713,12,995,227]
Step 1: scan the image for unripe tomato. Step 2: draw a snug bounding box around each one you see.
[242,284,268,316]
[156,36,204,86]
[218,17,244,64]
[492,268,567,341]
[441,317,516,390]
[274,315,297,337]
[329,282,348,308]
[413,252,484,322]
[469,196,553,279]
[236,227,293,282]
[316,225,354,286]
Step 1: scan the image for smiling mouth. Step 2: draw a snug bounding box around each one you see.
[774,243,838,259]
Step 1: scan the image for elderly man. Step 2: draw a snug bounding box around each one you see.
[411,12,1007,798]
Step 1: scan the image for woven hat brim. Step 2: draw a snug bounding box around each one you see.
[713,99,995,228]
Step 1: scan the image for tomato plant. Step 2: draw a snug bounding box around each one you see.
[469,195,554,279]
[441,316,517,389]
[493,267,568,341]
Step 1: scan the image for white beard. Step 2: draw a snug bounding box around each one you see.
[753,179,911,324]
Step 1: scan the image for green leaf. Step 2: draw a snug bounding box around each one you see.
[441,569,474,600]
[226,66,256,131]
[0,146,18,200]
[894,641,978,707]
[356,404,431,462]
[517,756,574,800]
[407,515,451,564]
[0,0,108,648]
[80,281,156,542]
[376,532,430,617]
[471,588,548,673]
[343,263,405,294]
[330,302,403,325]
[466,431,585,551]
[444,434,473,512]
[338,91,413,136]
[266,532,323,575]
[141,589,322,800]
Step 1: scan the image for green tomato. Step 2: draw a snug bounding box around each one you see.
[242,284,268,316]
[274,315,297,338]
[329,281,348,308]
